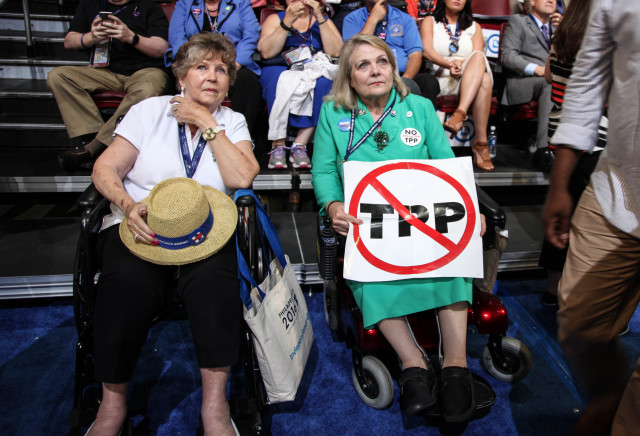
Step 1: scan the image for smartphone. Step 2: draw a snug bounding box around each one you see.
[99,11,113,21]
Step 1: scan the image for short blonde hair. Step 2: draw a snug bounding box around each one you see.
[324,34,409,110]
[171,32,237,88]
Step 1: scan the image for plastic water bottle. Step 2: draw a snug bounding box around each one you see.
[488,125,497,158]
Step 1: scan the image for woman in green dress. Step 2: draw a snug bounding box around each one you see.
[311,34,485,423]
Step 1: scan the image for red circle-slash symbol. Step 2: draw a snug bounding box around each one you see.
[348,162,476,274]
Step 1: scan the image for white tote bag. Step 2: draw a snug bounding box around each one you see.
[235,189,314,403]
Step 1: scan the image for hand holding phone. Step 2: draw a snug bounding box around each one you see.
[99,11,113,22]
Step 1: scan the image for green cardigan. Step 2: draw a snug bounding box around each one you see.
[311,88,472,328]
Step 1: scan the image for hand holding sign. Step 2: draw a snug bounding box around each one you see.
[343,158,484,282]
[326,201,363,237]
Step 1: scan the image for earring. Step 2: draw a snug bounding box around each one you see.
[181,86,185,94]
[226,92,229,97]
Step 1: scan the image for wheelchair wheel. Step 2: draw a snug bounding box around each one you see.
[322,279,339,331]
[482,336,532,382]
[351,355,394,409]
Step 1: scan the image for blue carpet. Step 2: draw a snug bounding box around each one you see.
[0,278,638,435]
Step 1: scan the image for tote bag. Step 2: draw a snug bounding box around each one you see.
[235,189,314,403]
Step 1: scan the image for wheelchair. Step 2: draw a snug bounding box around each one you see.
[66,184,269,436]
[317,187,532,415]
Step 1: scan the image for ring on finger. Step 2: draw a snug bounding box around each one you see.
[133,233,139,242]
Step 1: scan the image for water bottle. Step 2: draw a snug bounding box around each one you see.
[317,215,337,280]
[488,125,497,158]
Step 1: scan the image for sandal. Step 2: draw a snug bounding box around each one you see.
[443,109,468,139]
[471,141,495,172]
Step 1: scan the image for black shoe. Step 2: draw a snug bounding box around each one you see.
[533,147,555,173]
[439,366,475,423]
[541,291,558,307]
[58,147,92,172]
[399,366,437,415]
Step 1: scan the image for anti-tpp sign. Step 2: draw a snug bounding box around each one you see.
[343,158,483,282]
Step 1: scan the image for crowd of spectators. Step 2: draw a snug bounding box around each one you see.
[49,0,567,175]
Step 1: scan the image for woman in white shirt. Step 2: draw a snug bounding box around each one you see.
[89,32,259,436]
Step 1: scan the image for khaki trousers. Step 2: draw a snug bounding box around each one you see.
[46,66,170,145]
[558,184,640,435]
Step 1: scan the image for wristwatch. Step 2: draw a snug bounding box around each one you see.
[203,126,225,141]
[130,32,140,45]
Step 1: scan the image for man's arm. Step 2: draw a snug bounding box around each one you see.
[543,2,614,249]
[402,51,422,79]
[360,0,388,35]
[501,15,536,76]
[542,146,582,248]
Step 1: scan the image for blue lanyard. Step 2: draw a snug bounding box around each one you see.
[179,124,208,178]
[343,96,396,162]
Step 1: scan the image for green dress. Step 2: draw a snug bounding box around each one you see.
[311,88,472,328]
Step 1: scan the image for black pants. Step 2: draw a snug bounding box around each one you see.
[413,73,441,110]
[228,68,262,137]
[93,226,242,383]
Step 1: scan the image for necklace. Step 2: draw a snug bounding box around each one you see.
[442,21,460,54]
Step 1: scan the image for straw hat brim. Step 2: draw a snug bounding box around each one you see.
[119,186,238,266]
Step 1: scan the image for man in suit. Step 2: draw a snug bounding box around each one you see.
[543,1,640,434]
[501,0,560,171]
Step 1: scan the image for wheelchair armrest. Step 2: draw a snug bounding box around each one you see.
[477,186,506,229]
[77,183,104,211]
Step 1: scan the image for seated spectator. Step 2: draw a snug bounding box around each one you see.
[500,0,561,171]
[420,0,494,171]
[47,0,171,172]
[88,32,259,435]
[165,0,262,137]
[258,0,343,170]
[312,34,486,423]
[342,0,441,108]
[538,0,606,306]
[330,0,364,35]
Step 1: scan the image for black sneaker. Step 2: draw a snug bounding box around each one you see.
[439,366,475,423]
[541,291,558,307]
[399,367,437,415]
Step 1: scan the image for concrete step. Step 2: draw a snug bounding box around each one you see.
[0,57,88,79]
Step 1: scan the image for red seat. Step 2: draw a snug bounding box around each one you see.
[437,95,499,116]
[92,90,127,109]
[92,2,176,112]
[471,0,510,18]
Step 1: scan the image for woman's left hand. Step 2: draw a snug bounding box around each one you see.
[170,96,214,129]
[125,202,158,246]
[479,213,486,237]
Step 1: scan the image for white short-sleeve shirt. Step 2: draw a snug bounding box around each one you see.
[101,95,251,230]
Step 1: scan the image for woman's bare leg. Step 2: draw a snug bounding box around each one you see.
[378,317,427,369]
[86,382,128,436]
[471,72,492,143]
[201,367,236,436]
[294,126,315,145]
[457,53,486,114]
[437,301,469,368]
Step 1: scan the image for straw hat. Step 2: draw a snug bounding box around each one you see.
[119,177,237,265]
